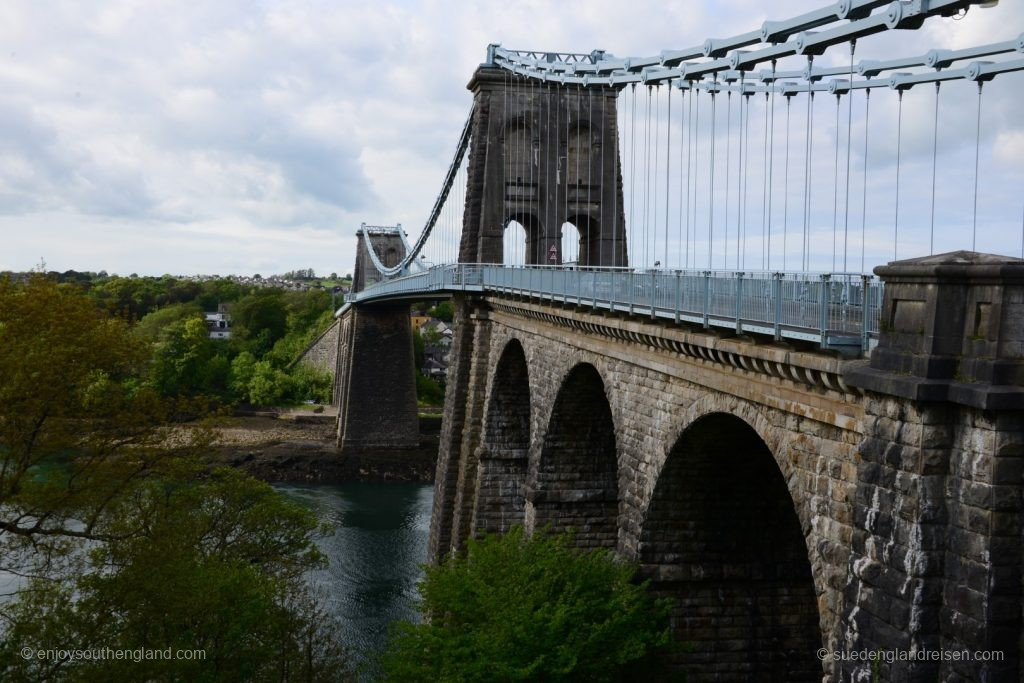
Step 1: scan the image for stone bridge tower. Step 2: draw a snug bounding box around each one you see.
[459,62,628,267]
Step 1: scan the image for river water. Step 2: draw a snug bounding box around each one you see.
[272,481,434,673]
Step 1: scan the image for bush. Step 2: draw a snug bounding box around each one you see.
[416,373,444,406]
[381,527,673,681]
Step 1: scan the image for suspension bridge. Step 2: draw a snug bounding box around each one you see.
[303,2,1024,680]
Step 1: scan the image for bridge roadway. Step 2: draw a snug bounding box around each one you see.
[347,263,883,355]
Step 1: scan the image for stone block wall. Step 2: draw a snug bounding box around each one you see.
[294,317,340,377]
[428,295,865,679]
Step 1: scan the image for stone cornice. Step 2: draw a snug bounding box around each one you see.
[484,295,863,398]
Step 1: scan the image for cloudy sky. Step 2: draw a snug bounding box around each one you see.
[0,0,1021,276]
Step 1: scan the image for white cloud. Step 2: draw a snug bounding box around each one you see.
[0,0,1021,275]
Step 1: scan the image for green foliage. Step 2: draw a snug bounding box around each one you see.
[134,302,204,343]
[416,373,444,406]
[149,316,230,399]
[232,290,289,355]
[0,277,351,680]
[381,527,673,681]
[1,468,351,681]
[230,351,259,403]
[289,364,333,405]
[247,360,292,406]
[427,301,455,322]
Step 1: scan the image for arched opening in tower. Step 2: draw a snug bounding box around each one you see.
[474,339,530,535]
[560,221,582,266]
[640,412,823,681]
[503,214,544,266]
[504,220,528,266]
[528,363,617,549]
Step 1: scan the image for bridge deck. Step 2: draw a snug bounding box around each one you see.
[348,265,882,354]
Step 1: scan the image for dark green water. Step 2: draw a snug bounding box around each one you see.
[272,481,434,672]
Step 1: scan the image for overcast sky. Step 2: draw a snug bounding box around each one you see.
[0,0,1021,276]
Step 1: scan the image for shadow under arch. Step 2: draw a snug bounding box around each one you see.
[640,412,823,681]
[473,339,531,535]
[527,362,617,549]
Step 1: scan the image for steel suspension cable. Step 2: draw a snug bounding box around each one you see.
[767,61,777,270]
[843,41,857,272]
[665,86,672,267]
[678,85,686,269]
[653,86,661,267]
[693,88,701,269]
[708,76,718,269]
[894,90,904,260]
[783,93,792,270]
[724,90,732,270]
[630,85,637,267]
[644,86,652,267]
[761,91,770,271]
[972,81,983,251]
[832,93,841,271]
[801,61,814,272]
[742,91,752,270]
[735,78,745,269]
[929,81,941,254]
[861,89,871,273]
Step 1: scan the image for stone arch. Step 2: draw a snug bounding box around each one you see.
[473,339,531,535]
[639,403,824,681]
[526,362,618,549]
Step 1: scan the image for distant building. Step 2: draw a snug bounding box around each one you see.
[205,303,231,340]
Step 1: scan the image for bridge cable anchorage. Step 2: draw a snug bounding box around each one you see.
[894,89,904,260]
[860,87,871,274]
[930,81,941,255]
[843,40,857,273]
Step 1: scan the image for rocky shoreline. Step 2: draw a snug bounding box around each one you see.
[207,411,440,483]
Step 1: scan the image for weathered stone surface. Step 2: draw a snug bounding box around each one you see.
[428,295,863,680]
[333,304,418,451]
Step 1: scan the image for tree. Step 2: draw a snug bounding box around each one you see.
[134,302,204,343]
[149,316,229,398]
[1,469,350,681]
[0,276,171,563]
[0,277,351,680]
[381,527,673,681]
[427,301,454,322]
[232,290,288,355]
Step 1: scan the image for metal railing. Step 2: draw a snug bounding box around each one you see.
[348,264,883,354]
